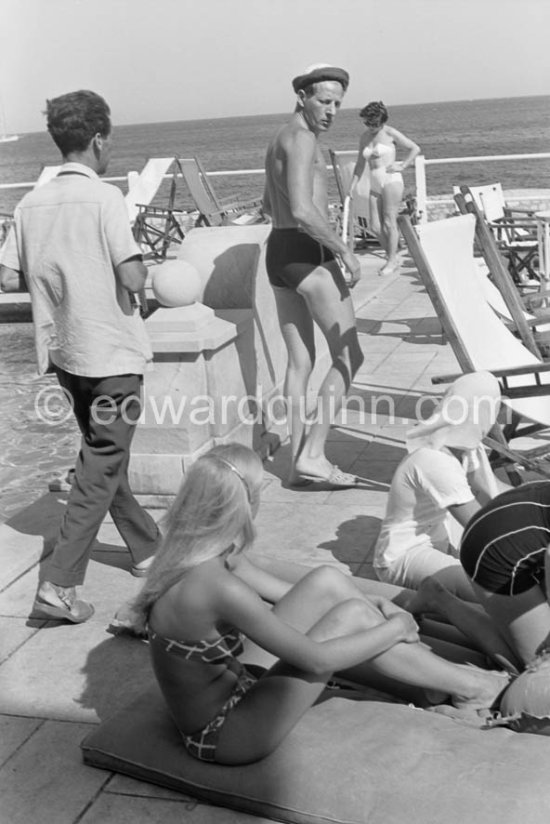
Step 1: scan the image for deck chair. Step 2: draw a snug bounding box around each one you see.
[398,212,550,478]
[127,158,185,259]
[458,184,539,285]
[454,191,550,357]
[179,156,264,227]
[34,165,62,187]
[329,149,377,249]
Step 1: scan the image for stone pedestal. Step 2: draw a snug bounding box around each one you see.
[129,302,254,496]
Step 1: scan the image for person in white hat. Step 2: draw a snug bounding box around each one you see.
[373,372,510,601]
[263,64,364,489]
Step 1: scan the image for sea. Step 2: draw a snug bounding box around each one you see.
[1,94,549,216]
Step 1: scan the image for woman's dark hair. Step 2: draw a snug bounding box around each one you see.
[359,100,388,124]
[45,90,111,156]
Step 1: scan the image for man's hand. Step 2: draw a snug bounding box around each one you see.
[340,248,361,287]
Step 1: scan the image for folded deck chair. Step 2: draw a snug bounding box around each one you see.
[458,183,539,285]
[179,156,264,227]
[329,148,377,249]
[126,158,185,259]
[454,191,550,358]
[398,212,550,478]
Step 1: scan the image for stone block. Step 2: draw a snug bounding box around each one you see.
[129,306,255,494]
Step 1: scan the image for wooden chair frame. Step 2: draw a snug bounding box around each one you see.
[398,211,550,479]
[180,156,264,227]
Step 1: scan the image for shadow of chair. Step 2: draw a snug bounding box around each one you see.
[127,158,185,260]
[329,148,378,250]
[179,156,265,227]
[455,183,539,286]
[398,212,550,478]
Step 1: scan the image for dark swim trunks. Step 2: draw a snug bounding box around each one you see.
[266,228,335,290]
[460,481,550,596]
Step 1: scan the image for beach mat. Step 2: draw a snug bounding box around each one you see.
[81,682,550,824]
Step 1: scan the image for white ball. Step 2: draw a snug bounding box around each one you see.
[151,260,202,307]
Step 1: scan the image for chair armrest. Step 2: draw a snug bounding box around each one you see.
[483,435,550,480]
[489,218,538,244]
[218,197,263,212]
[432,361,550,387]
[503,206,536,219]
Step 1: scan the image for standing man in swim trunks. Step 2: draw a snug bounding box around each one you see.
[263,64,364,488]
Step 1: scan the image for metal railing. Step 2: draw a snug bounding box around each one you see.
[2,153,550,221]
[414,152,550,223]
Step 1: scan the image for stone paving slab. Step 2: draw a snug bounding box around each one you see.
[0,720,108,824]
[0,715,42,767]
[0,493,68,590]
[0,620,154,723]
[78,792,273,824]
[0,617,42,664]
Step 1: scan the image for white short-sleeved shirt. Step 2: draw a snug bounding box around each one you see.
[0,162,152,377]
[373,447,474,571]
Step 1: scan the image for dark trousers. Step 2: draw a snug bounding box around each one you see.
[47,368,159,587]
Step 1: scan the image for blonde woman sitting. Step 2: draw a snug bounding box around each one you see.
[130,442,508,765]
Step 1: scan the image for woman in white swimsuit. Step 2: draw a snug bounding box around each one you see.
[350,101,419,275]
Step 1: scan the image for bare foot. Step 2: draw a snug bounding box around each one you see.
[294,456,335,480]
[379,259,400,276]
[451,666,511,714]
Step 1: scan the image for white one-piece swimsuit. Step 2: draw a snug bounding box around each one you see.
[363,142,403,195]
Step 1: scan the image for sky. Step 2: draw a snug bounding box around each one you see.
[1,0,549,134]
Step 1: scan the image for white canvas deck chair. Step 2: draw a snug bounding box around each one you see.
[125,157,176,223]
[398,212,550,478]
[34,165,62,187]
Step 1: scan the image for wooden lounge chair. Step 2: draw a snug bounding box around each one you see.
[126,158,185,260]
[457,183,539,285]
[398,211,550,478]
[179,156,264,227]
[454,190,550,358]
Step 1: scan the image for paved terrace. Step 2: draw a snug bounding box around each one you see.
[0,247,461,824]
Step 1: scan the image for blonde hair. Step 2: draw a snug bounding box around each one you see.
[132,443,263,626]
